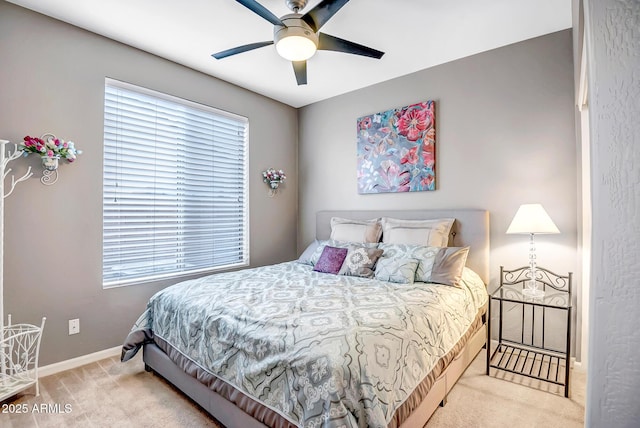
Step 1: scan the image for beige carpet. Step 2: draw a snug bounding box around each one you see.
[427,349,585,428]
[3,349,585,427]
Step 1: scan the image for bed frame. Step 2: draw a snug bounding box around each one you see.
[143,209,490,427]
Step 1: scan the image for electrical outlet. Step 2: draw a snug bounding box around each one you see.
[68,319,80,335]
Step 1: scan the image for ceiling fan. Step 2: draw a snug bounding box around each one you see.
[212,0,385,85]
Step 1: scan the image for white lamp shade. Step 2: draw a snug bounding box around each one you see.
[506,204,560,234]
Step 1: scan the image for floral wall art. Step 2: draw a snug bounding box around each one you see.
[357,100,436,194]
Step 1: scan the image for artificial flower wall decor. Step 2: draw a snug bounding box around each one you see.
[19,133,82,185]
[263,168,286,188]
[262,168,286,197]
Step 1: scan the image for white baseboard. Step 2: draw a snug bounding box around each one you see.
[39,346,121,378]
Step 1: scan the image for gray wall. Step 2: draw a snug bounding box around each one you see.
[298,30,577,291]
[0,2,581,369]
[584,0,640,426]
[0,2,298,365]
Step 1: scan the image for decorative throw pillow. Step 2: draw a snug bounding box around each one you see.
[374,257,419,284]
[377,243,439,282]
[308,240,346,265]
[429,246,470,287]
[330,217,383,243]
[381,217,455,246]
[313,246,349,274]
[339,245,384,278]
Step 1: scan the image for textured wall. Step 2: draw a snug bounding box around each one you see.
[0,2,298,365]
[585,0,640,426]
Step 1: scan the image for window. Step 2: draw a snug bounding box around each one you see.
[103,79,248,288]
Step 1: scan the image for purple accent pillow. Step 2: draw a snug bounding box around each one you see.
[313,246,348,274]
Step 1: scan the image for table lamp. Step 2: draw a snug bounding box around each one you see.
[506,204,560,297]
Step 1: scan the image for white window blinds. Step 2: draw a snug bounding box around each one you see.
[103,79,248,287]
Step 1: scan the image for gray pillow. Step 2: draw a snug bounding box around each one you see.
[377,243,439,282]
[374,257,419,284]
[429,246,470,287]
[297,240,321,265]
[339,245,384,278]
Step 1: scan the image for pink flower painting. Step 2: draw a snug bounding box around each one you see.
[357,101,436,194]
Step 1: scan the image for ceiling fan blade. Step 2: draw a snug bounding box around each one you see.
[302,0,350,32]
[292,61,307,85]
[235,0,283,26]
[212,41,274,59]
[318,33,384,59]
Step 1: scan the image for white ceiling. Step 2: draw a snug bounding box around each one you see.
[7,0,572,108]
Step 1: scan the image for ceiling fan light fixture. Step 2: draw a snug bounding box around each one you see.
[276,35,317,61]
[274,15,318,61]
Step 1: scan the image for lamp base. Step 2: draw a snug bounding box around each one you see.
[522,287,545,298]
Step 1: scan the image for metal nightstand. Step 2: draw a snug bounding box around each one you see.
[486,266,572,397]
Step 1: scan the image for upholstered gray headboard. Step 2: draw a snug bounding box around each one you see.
[316,209,490,284]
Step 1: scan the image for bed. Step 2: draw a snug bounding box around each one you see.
[122,209,490,427]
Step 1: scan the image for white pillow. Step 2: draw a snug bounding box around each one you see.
[330,217,382,243]
[381,217,454,246]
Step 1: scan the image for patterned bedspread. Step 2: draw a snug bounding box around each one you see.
[122,261,487,427]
